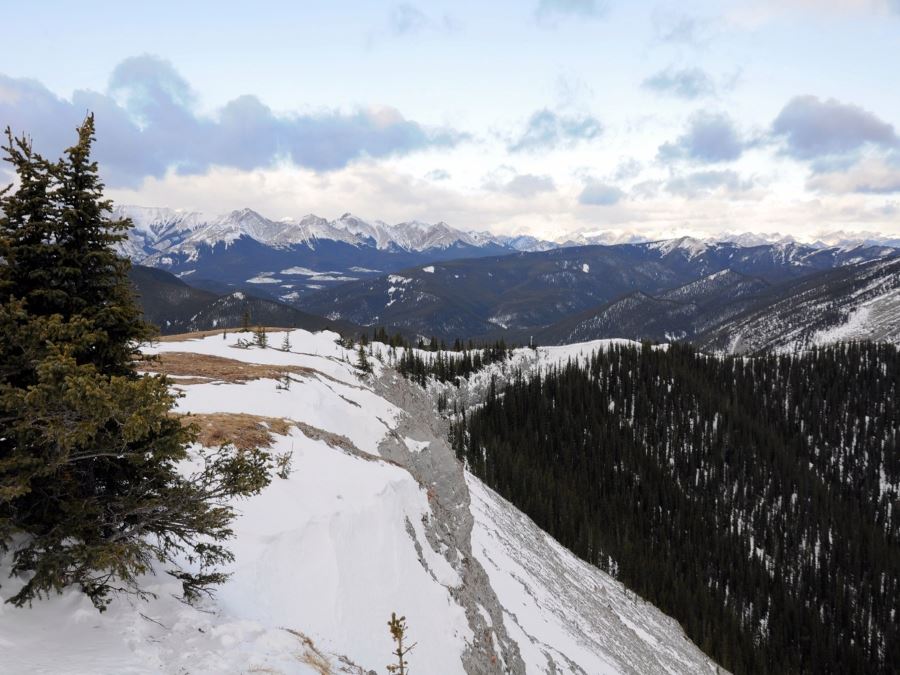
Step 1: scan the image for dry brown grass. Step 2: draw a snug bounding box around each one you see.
[283,629,334,675]
[180,413,361,456]
[180,412,293,450]
[141,352,317,383]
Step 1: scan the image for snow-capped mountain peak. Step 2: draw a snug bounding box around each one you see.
[647,235,712,259]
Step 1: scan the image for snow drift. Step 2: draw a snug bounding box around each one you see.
[0,330,723,674]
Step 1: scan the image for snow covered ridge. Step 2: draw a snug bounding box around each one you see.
[114,205,543,259]
[1,330,723,674]
[114,205,900,263]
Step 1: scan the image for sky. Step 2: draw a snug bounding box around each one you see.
[1,0,899,241]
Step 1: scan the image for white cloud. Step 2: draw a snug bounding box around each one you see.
[807,157,900,194]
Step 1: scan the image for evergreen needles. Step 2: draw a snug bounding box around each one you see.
[0,117,271,611]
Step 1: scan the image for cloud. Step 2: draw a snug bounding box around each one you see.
[555,74,594,108]
[806,156,900,194]
[612,158,643,181]
[535,0,606,24]
[658,111,745,163]
[388,4,429,35]
[483,170,556,198]
[642,67,716,99]
[508,109,602,152]
[652,12,715,46]
[504,173,556,197]
[0,55,465,188]
[579,178,625,205]
[731,0,900,25]
[771,95,898,160]
[665,170,756,198]
[426,168,451,181]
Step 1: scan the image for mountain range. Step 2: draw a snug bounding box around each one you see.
[121,205,900,350]
[298,238,899,346]
[117,205,900,303]
[117,205,532,303]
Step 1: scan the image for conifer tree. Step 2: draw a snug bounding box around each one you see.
[357,344,372,373]
[281,330,291,352]
[0,117,270,611]
[386,612,415,675]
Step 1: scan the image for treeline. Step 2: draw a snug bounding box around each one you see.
[355,326,516,386]
[396,342,513,386]
[453,342,900,674]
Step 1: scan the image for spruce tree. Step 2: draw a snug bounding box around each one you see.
[0,117,270,611]
[357,344,372,373]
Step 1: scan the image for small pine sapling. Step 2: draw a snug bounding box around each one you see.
[281,330,292,352]
[254,325,268,348]
[386,612,416,675]
[274,451,293,479]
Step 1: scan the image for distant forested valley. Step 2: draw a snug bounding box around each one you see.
[449,342,899,674]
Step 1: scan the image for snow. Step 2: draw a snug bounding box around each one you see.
[115,203,900,267]
[810,287,900,346]
[246,275,281,284]
[468,477,721,675]
[0,430,468,673]
[1,330,723,675]
[582,263,590,273]
[386,274,411,284]
[280,266,321,275]
[648,236,711,259]
[218,430,468,670]
[404,437,431,453]
[422,265,435,273]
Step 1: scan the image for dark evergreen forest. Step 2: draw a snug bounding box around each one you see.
[450,342,899,674]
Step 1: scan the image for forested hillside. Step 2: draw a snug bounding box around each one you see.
[453,342,900,674]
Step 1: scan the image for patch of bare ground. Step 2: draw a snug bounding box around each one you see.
[292,420,358,454]
[139,352,318,383]
[180,413,294,450]
[180,412,363,457]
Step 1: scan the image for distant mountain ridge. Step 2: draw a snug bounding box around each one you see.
[115,205,541,259]
[115,205,545,302]
[128,264,359,336]
[117,205,900,350]
[117,204,900,262]
[298,238,898,343]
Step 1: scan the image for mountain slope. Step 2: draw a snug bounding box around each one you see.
[0,330,724,674]
[129,265,358,336]
[533,269,771,344]
[300,241,896,341]
[117,206,527,302]
[698,256,900,352]
[452,341,900,674]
